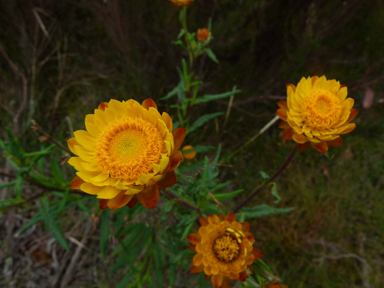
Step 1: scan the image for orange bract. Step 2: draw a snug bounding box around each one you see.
[187,213,263,288]
[276,76,358,153]
[197,28,211,42]
[169,0,193,6]
[67,98,186,210]
[182,145,197,160]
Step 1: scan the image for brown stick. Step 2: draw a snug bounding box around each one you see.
[161,189,202,214]
[233,145,298,213]
[31,119,75,156]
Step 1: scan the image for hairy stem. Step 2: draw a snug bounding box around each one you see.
[233,145,298,213]
[161,189,202,214]
[31,119,75,156]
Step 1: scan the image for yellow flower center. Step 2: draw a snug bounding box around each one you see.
[301,89,342,129]
[212,234,240,263]
[95,118,163,179]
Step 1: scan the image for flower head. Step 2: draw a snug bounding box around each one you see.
[68,99,186,210]
[197,28,211,42]
[266,282,288,288]
[169,0,193,6]
[187,213,263,288]
[276,76,358,153]
[182,145,196,160]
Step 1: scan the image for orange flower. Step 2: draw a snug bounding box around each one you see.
[197,28,211,42]
[182,145,197,160]
[169,0,193,6]
[266,282,288,288]
[277,76,358,153]
[68,99,186,210]
[187,213,263,288]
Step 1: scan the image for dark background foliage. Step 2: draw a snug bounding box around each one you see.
[0,0,383,287]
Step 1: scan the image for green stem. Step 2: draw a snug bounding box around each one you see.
[233,145,298,213]
[181,6,194,67]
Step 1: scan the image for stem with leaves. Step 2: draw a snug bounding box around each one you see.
[233,145,298,213]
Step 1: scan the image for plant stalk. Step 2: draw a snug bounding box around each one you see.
[233,145,298,213]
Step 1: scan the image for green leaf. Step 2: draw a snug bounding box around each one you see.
[214,189,243,200]
[0,181,16,189]
[180,220,195,240]
[0,198,25,209]
[238,205,294,221]
[325,151,334,158]
[200,203,219,215]
[13,173,24,198]
[188,112,223,134]
[198,272,208,288]
[205,48,219,63]
[161,85,180,101]
[194,90,240,104]
[177,29,186,39]
[115,274,135,288]
[100,210,110,259]
[39,195,70,251]
[270,183,281,204]
[177,160,205,174]
[181,145,216,154]
[259,170,270,180]
[50,157,65,184]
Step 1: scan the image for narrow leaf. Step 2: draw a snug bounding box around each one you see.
[188,112,223,134]
[239,205,293,220]
[205,48,219,63]
[194,90,240,104]
[51,157,65,184]
[39,195,70,251]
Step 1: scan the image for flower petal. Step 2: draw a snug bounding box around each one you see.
[298,142,311,152]
[187,233,201,245]
[238,270,247,282]
[107,192,134,210]
[162,112,173,131]
[292,133,308,144]
[222,277,231,288]
[199,216,209,226]
[282,127,294,140]
[347,108,358,123]
[136,184,160,209]
[241,222,250,233]
[142,98,158,110]
[99,199,108,209]
[98,102,108,111]
[158,171,177,189]
[127,195,139,209]
[70,176,84,189]
[327,137,342,147]
[252,248,263,259]
[208,214,220,225]
[192,253,203,266]
[277,101,288,111]
[276,109,287,122]
[97,186,121,199]
[172,128,186,151]
[211,275,224,288]
[190,265,204,274]
[224,212,236,223]
[311,141,328,153]
[164,151,183,173]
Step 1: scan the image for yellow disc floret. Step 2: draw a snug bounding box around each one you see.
[95,118,163,179]
[213,234,240,263]
[301,89,342,130]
